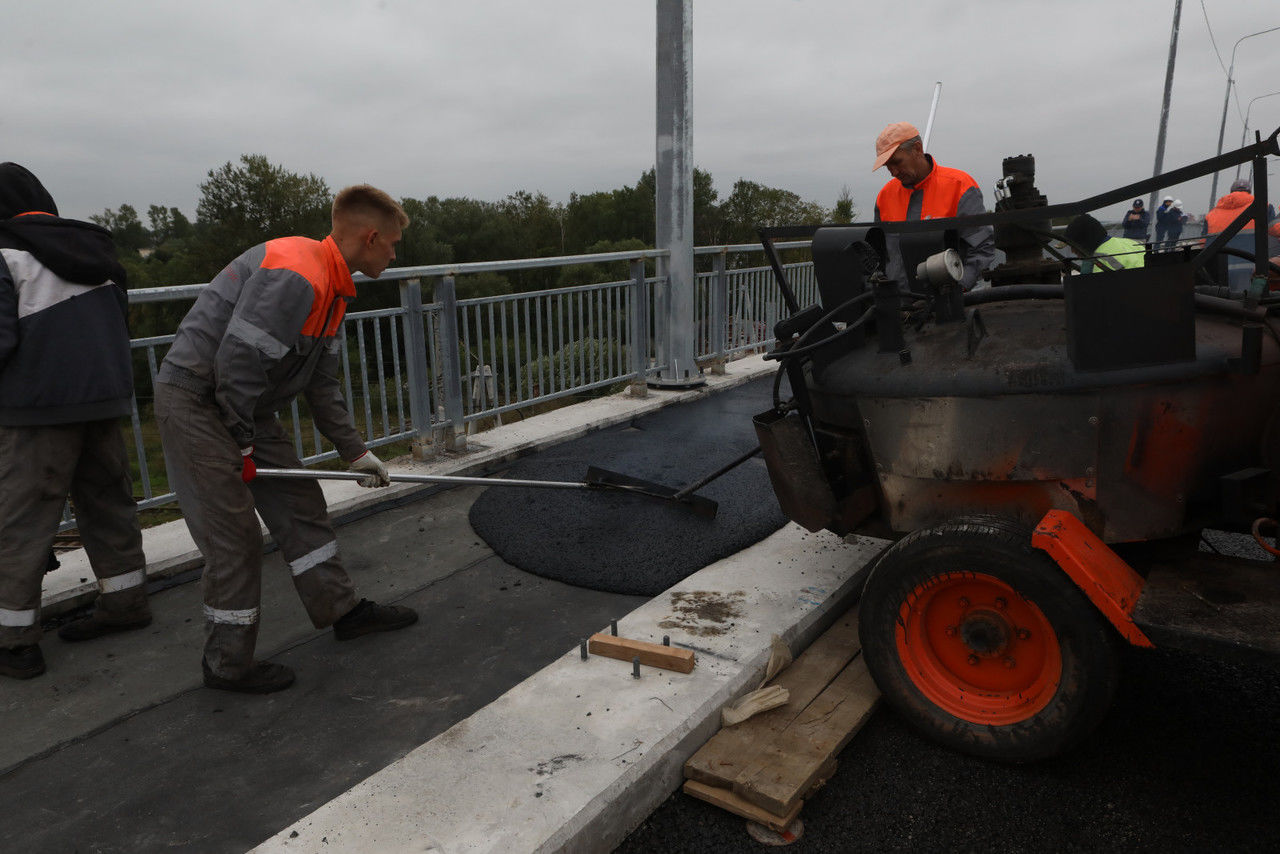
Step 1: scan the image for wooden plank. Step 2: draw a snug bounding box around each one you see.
[682,780,802,834]
[587,633,695,673]
[683,611,861,787]
[733,655,880,816]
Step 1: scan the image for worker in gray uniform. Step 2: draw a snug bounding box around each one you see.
[0,162,152,680]
[154,184,416,694]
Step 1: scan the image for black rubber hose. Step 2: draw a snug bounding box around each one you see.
[1215,245,1280,274]
[964,285,1064,305]
[764,304,876,362]
[962,283,1273,322]
[764,291,875,362]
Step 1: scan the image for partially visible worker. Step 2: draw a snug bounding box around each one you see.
[1154,196,1178,245]
[1205,178,1257,236]
[1168,199,1187,244]
[153,184,416,695]
[0,163,153,680]
[1064,213,1145,273]
[1205,179,1260,292]
[1121,198,1150,243]
[872,121,995,291]
[1270,220,1280,290]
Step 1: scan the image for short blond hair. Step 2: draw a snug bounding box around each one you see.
[332,184,409,231]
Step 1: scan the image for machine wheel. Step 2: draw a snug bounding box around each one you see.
[858,515,1119,762]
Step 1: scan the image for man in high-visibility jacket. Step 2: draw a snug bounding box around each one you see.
[154,184,416,694]
[1205,179,1260,291]
[872,121,995,291]
[1064,214,1145,273]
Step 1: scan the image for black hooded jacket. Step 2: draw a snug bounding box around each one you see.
[0,163,134,425]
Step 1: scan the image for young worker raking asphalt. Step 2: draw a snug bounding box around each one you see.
[154,184,417,694]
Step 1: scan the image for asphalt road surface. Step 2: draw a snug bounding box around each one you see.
[618,555,1280,853]
[470,376,785,595]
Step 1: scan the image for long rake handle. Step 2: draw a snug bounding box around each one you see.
[254,468,592,491]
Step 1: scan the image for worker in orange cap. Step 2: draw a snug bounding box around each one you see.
[872,121,994,291]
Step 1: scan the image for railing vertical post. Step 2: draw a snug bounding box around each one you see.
[435,275,467,451]
[709,250,728,375]
[628,258,649,398]
[398,277,434,460]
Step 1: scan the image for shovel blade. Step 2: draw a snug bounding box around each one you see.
[584,466,718,520]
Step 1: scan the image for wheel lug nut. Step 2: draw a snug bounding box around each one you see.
[967,654,980,666]
[994,597,1007,610]
[958,597,970,608]
[1004,657,1016,669]
[1016,628,1031,640]
[945,625,958,637]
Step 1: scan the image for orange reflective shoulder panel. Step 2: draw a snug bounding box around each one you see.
[261,237,345,338]
[261,237,327,289]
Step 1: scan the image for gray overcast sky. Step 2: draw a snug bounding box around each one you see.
[6,1,1280,229]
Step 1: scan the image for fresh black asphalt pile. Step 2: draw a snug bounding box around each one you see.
[468,376,788,595]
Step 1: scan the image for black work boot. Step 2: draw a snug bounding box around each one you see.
[0,644,46,680]
[58,613,153,642]
[202,659,295,694]
[333,599,418,641]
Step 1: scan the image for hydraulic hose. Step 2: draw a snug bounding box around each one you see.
[764,291,876,363]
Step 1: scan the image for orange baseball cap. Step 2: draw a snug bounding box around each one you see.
[873,121,920,171]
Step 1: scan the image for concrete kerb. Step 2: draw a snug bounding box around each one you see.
[252,525,885,854]
[40,355,779,617]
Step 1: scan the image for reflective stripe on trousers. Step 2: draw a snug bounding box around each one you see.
[0,607,37,627]
[203,605,260,626]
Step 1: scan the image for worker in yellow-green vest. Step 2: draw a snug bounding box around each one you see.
[1064,213,1145,273]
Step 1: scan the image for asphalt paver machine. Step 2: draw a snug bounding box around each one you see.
[755,130,1280,762]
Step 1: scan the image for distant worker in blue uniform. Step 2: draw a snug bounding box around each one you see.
[1121,199,1150,243]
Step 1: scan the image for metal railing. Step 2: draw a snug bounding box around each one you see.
[90,241,812,529]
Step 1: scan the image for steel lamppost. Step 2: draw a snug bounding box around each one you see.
[1235,90,1280,183]
[1209,26,1280,211]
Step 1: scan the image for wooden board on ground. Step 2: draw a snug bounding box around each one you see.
[587,633,696,673]
[682,609,881,826]
[733,655,880,815]
[682,780,802,834]
[683,612,861,787]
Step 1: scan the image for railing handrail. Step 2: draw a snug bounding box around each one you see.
[103,240,817,533]
[126,241,815,303]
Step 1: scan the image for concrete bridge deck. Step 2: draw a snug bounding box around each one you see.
[3,355,880,853]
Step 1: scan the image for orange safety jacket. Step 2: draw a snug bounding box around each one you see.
[874,155,994,290]
[1204,191,1256,235]
[157,235,366,459]
[876,162,979,222]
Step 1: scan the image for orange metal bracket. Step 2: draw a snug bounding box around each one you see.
[1031,510,1154,648]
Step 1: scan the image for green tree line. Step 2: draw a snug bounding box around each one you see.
[93,154,855,338]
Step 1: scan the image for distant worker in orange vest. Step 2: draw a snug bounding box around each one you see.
[872,121,995,291]
[1205,178,1257,236]
[1205,178,1263,292]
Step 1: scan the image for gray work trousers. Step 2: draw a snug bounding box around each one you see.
[153,382,358,679]
[0,420,149,649]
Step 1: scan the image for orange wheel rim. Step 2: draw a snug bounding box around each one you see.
[894,572,1062,725]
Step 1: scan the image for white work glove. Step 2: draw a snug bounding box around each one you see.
[350,450,390,488]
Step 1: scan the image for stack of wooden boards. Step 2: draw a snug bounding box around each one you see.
[682,611,880,831]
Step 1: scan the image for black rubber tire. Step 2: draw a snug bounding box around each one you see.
[858,515,1120,762]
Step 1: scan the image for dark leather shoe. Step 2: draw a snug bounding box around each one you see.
[202,659,295,694]
[333,599,418,641]
[58,613,153,642]
[0,644,46,679]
